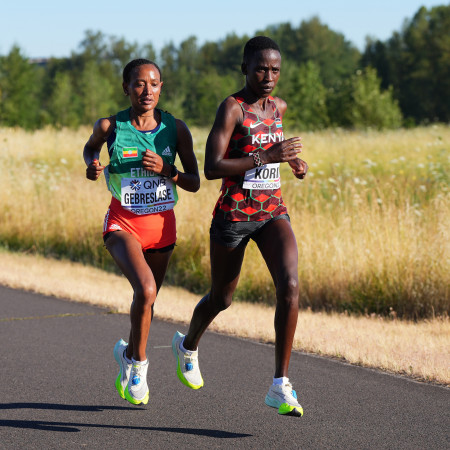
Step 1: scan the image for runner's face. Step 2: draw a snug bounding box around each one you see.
[124,64,163,113]
[244,49,281,98]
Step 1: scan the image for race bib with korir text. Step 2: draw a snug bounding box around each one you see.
[242,162,281,190]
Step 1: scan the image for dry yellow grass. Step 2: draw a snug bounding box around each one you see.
[0,250,448,386]
[1,125,447,316]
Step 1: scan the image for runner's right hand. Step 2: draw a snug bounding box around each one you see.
[260,137,302,165]
[86,159,105,181]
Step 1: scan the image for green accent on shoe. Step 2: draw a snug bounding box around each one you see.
[124,385,149,405]
[171,331,204,389]
[176,358,203,390]
[113,338,131,401]
[278,403,304,417]
[115,373,125,399]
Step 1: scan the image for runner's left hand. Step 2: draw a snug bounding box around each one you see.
[289,158,308,179]
[142,150,167,175]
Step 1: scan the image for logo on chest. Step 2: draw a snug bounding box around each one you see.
[252,131,284,145]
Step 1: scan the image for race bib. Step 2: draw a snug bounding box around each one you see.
[243,162,281,190]
[121,176,175,215]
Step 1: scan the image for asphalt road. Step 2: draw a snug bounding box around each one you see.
[1,285,448,449]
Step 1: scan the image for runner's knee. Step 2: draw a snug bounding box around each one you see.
[210,292,233,313]
[277,275,299,305]
[133,282,157,308]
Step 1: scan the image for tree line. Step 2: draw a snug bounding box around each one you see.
[0,5,448,131]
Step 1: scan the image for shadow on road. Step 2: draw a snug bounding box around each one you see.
[0,418,253,438]
[0,402,138,412]
[0,402,252,437]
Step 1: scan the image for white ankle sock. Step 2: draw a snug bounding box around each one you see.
[131,358,148,365]
[273,376,289,386]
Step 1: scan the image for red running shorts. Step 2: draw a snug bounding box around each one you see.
[103,196,176,251]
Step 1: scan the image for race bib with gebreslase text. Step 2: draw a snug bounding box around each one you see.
[120,176,176,215]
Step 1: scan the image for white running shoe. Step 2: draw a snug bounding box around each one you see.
[113,339,131,400]
[172,331,204,389]
[265,381,304,416]
[124,360,149,405]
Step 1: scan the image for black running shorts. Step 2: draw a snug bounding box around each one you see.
[209,214,290,248]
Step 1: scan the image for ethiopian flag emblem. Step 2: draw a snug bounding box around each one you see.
[123,147,138,158]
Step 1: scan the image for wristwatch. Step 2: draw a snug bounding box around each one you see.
[168,164,178,179]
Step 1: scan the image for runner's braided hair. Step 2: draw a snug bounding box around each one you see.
[123,59,162,83]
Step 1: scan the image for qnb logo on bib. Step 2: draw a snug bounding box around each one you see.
[121,177,176,215]
[243,162,281,190]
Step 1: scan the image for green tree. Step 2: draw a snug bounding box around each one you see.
[74,31,122,108]
[194,70,240,126]
[0,46,42,129]
[108,37,140,76]
[263,17,360,88]
[78,61,117,124]
[218,33,250,86]
[277,60,329,130]
[346,67,402,129]
[175,37,201,120]
[198,41,220,71]
[159,42,181,109]
[362,5,450,123]
[401,5,450,122]
[77,30,108,63]
[48,71,81,128]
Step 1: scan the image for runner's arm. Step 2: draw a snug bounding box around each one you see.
[83,117,113,181]
[204,96,254,180]
[205,96,302,180]
[273,97,308,179]
[138,120,199,191]
[171,119,200,192]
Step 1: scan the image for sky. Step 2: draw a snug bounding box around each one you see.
[1,0,447,59]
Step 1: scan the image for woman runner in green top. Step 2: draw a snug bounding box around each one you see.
[84,59,200,405]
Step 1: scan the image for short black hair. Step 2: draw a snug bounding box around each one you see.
[123,59,162,83]
[243,36,281,63]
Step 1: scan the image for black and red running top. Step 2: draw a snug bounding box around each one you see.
[212,95,288,222]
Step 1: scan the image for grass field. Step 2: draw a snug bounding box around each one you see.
[0,125,448,318]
